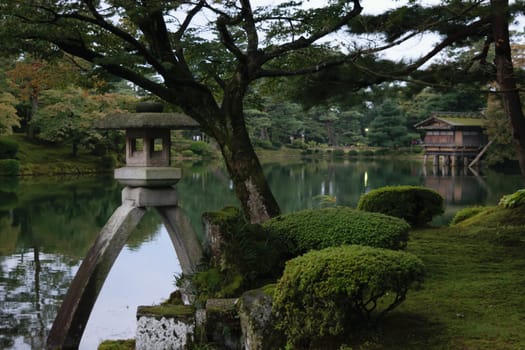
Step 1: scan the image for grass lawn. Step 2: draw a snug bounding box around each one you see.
[344,206,525,350]
[11,134,112,175]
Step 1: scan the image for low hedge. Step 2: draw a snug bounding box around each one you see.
[262,207,410,254]
[357,185,444,227]
[451,206,488,225]
[273,245,425,348]
[0,137,19,159]
[499,189,525,209]
[0,159,19,176]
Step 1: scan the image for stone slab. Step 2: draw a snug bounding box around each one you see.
[94,113,200,129]
[114,166,182,187]
[122,187,178,207]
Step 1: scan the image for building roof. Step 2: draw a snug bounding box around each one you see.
[93,112,200,130]
[414,112,485,129]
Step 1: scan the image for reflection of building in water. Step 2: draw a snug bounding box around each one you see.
[424,173,487,205]
[415,112,488,168]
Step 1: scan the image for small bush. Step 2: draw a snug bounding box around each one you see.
[300,149,313,155]
[360,149,374,157]
[273,245,425,348]
[499,189,525,209]
[0,159,19,176]
[333,149,345,158]
[0,137,19,159]
[374,148,390,156]
[254,140,274,150]
[289,139,307,149]
[183,207,291,305]
[181,149,194,157]
[451,206,488,225]
[347,149,358,157]
[262,207,410,255]
[189,141,211,156]
[357,186,444,227]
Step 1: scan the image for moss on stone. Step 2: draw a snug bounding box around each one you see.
[97,339,135,350]
[137,304,195,319]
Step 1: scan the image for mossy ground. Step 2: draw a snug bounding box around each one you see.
[11,134,111,175]
[342,205,525,349]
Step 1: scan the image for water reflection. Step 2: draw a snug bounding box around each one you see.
[0,160,522,348]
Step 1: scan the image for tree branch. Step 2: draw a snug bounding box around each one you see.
[263,0,363,62]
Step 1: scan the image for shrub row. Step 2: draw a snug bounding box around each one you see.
[273,245,425,348]
[262,206,410,254]
[357,185,444,227]
[0,159,19,176]
[0,137,19,159]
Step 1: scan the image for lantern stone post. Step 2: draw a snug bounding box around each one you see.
[47,104,203,350]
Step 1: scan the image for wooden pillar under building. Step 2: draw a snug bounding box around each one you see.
[433,155,439,167]
[451,155,458,167]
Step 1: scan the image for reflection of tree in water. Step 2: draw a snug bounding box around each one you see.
[0,176,163,348]
[0,250,77,349]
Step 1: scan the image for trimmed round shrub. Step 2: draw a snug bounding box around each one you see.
[0,137,19,159]
[262,207,410,254]
[451,206,488,225]
[181,149,194,157]
[273,245,425,348]
[498,189,525,209]
[357,186,444,227]
[0,159,19,176]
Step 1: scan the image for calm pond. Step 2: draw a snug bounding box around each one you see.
[0,158,522,349]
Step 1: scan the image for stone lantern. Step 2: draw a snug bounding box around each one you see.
[94,102,199,186]
[48,103,204,349]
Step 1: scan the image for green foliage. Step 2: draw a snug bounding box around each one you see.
[0,136,19,159]
[347,149,358,157]
[451,206,488,225]
[498,189,525,209]
[0,159,19,176]
[32,87,136,156]
[262,207,410,255]
[182,207,291,305]
[357,186,444,227]
[333,149,345,158]
[374,148,390,156]
[98,154,116,170]
[360,149,374,157]
[0,92,19,135]
[287,139,307,149]
[367,99,412,148]
[189,141,212,156]
[181,149,194,157]
[273,245,425,348]
[483,95,516,167]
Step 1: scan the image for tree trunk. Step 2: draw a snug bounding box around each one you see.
[215,78,281,224]
[491,0,525,177]
[27,91,38,139]
[219,126,281,224]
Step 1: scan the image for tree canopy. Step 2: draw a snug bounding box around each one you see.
[2,0,525,224]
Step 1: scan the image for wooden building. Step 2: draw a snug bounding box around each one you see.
[414,112,488,167]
